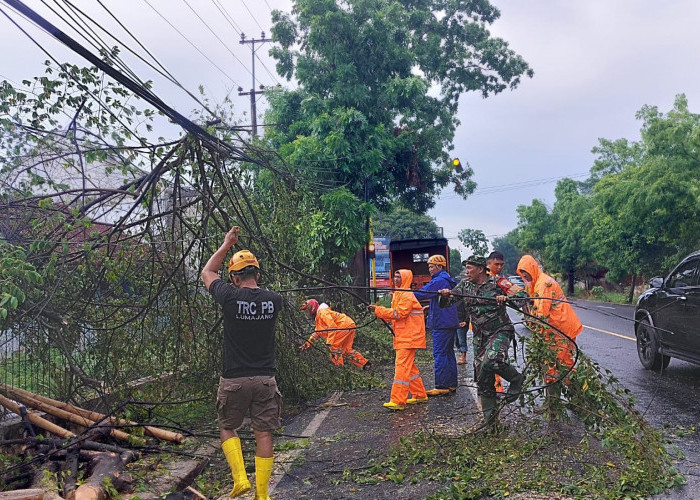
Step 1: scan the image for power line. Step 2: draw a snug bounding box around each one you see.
[180,0,252,78]
[209,0,280,87]
[0,2,150,147]
[210,0,243,36]
[255,52,282,86]
[439,171,590,199]
[3,0,295,184]
[241,0,265,32]
[42,0,146,87]
[138,0,241,88]
[73,0,218,117]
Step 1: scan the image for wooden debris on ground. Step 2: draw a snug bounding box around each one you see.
[0,385,190,499]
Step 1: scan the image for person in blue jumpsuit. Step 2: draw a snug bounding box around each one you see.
[413,254,459,396]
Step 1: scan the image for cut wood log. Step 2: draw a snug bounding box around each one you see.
[72,451,137,500]
[1,384,184,443]
[0,388,144,445]
[0,488,44,500]
[0,393,74,439]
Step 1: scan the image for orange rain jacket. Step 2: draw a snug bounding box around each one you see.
[516,255,583,339]
[373,269,426,349]
[309,306,356,346]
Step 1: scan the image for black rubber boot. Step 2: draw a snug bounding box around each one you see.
[499,365,525,404]
[479,395,498,431]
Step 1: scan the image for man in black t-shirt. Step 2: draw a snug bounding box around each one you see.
[202,226,282,500]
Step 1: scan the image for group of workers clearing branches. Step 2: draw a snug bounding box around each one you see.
[200,225,584,497]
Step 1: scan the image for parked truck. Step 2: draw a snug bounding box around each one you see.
[389,238,450,290]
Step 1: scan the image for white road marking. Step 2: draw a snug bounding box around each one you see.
[584,324,635,341]
[268,391,343,494]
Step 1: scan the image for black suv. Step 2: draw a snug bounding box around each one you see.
[634,250,700,370]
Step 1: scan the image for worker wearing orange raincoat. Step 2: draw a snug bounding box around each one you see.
[368,269,428,411]
[516,255,583,383]
[301,299,371,370]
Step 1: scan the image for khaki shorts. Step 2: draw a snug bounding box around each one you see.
[216,376,282,432]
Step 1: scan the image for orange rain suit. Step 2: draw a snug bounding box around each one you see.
[306,305,369,368]
[517,255,583,383]
[372,269,427,405]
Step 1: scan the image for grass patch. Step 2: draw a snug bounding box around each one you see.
[573,287,639,304]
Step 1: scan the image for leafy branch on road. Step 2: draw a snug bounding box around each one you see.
[351,347,683,499]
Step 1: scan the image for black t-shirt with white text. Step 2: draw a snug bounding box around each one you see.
[209,279,282,378]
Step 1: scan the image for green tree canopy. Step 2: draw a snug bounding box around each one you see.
[449,248,464,278]
[372,206,441,240]
[267,0,532,212]
[514,199,550,259]
[591,95,700,278]
[457,228,488,256]
[490,230,523,276]
[513,94,700,300]
[544,178,594,294]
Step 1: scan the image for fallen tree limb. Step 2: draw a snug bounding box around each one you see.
[0,393,74,439]
[1,437,133,456]
[0,387,145,445]
[63,445,79,498]
[0,384,184,443]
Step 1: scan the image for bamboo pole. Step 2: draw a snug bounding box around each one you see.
[0,387,144,446]
[0,392,74,439]
[0,384,184,443]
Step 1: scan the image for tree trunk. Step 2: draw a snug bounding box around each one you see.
[628,273,636,303]
[567,270,575,296]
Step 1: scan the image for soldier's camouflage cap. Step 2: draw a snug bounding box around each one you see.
[464,255,487,268]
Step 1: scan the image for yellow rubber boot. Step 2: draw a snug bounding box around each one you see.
[221,437,251,498]
[254,456,274,500]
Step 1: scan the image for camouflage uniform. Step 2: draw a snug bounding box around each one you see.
[441,276,527,398]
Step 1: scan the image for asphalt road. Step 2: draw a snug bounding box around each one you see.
[571,299,700,498]
[269,299,698,499]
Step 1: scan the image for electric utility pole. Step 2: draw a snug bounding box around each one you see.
[238,32,272,138]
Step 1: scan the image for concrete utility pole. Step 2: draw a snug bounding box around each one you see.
[239,32,272,138]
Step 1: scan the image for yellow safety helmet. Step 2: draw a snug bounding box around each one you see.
[228,249,260,274]
[427,254,447,267]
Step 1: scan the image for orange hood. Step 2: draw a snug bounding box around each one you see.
[397,269,413,290]
[517,254,540,284]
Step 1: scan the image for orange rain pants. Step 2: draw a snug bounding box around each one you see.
[328,330,368,368]
[390,348,427,405]
[543,332,578,384]
[309,307,369,368]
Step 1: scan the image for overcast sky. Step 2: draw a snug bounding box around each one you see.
[2,1,699,257]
